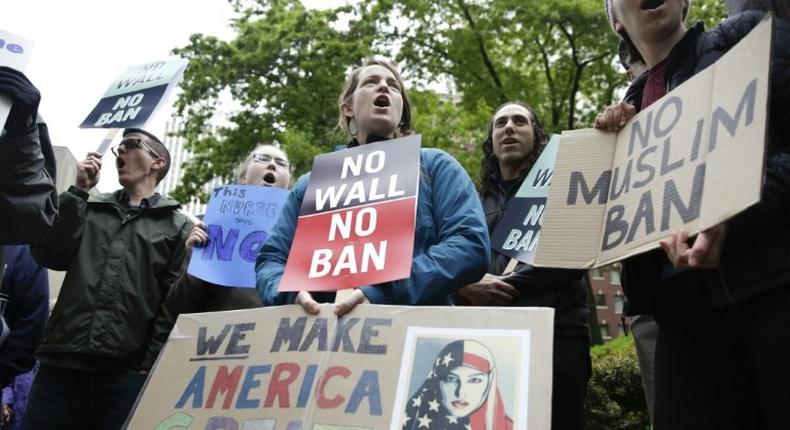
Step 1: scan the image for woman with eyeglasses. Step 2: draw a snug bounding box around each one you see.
[162,144,292,316]
[256,59,490,315]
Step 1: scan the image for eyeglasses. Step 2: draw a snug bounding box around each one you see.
[111,138,161,159]
[250,153,290,169]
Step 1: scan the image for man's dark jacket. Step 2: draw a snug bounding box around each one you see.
[0,118,58,245]
[622,12,790,313]
[31,189,192,370]
[0,245,48,387]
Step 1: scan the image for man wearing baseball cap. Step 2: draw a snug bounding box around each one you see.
[595,2,790,429]
[25,128,192,429]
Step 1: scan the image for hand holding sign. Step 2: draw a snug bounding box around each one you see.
[459,273,520,306]
[594,101,637,132]
[659,224,727,269]
[75,152,103,192]
[333,289,370,316]
[185,221,209,256]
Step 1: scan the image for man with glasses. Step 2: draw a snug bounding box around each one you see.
[24,128,192,430]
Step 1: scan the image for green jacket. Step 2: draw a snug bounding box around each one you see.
[31,188,192,370]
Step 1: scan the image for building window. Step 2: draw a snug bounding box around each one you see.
[596,291,607,307]
[599,322,611,339]
[591,268,604,280]
[610,269,622,285]
[613,294,625,315]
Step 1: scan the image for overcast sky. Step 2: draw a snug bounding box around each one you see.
[4,0,338,191]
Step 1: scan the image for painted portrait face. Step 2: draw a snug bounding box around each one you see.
[439,365,492,418]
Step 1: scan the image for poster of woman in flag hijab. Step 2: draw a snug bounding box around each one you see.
[392,328,531,430]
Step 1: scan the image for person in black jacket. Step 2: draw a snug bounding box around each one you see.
[458,102,590,430]
[597,1,790,429]
[0,67,57,245]
[0,245,48,388]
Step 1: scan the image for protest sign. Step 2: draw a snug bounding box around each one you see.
[491,135,559,264]
[188,185,289,288]
[80,58,188,129]
[125,304,555,430]
[280,135,421,292]
[0,29,34,130]
[534,17,772,269]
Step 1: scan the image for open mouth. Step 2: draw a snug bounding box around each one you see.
[373,95,390,108]
[502,137,519,146]
[263,172,276,185]
[640,0,665,11]
[116,157,126,170]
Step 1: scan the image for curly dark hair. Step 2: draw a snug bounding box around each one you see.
[478,102,550,195]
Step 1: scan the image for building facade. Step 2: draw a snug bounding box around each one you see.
[589,264,626,342]
[155,120,222,216]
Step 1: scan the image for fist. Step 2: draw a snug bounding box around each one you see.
[75,152,102,192]
[594,101,637,132]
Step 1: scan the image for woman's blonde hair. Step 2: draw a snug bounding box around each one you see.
[336,59,413,139]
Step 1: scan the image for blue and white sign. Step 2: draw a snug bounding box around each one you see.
[188,185,289,288]
[491,135,560,264]
[80,58,188,129]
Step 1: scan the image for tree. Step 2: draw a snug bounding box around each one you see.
[364,0,623,134]
[689,0,729,27]
[169,0,728,199]
[169,0,376,202]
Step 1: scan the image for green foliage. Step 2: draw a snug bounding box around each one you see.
[170,0,376,202]
[585,336,651,430]
[409,90,491,182]
[168,0,731,202]
[687,0,729,29]
[369,0,623,134]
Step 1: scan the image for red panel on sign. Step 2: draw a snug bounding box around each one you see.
[280,197,417,292]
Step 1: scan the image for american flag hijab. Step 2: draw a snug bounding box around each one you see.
[403,340,513,430]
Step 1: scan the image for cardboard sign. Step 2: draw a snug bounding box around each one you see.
[534,17,772,269]
[0,29,34,130]
[188,185,289,288]
[80,59,188,129]
[491,135,559,264]
[279,136,421,292]
[125,305,555,430]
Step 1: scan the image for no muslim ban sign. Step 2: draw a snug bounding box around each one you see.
[534,17,772,269]
[80,59,188,129]
[491,135,559,264]
[280,135,421,292]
